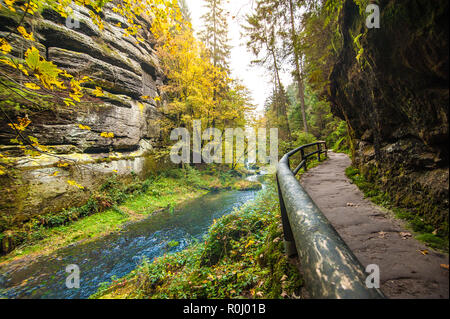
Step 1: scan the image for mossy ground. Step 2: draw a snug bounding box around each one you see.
[345,166,448,251]
[0,166,258,264]
[91,179,303,299]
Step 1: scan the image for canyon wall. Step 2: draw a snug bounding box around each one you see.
[329,0,448,235]
[0,3,164,232]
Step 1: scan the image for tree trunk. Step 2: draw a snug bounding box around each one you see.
[288,0,308,134]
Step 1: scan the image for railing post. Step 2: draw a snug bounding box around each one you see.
[317,144,321,162]
[301,149,307,171]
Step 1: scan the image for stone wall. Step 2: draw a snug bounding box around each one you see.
[0,3,165,226]
[329,0,448,235]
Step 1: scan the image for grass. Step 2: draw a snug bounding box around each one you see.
[345,166,448,251]
[0,166,257,264]
[91,179,303,299]
[91,158,326,299]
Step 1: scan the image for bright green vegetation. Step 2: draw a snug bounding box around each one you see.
[0,167,258,263]
[345,166,448,251]
[91,179,303,299]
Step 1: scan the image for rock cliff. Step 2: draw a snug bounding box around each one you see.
[329,0,448,235]
[0,3,164,234]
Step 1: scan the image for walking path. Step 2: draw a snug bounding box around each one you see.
[300,152,449,299]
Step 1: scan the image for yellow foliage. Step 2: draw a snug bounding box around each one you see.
[67,180,84,189]
[17,26,35,41]
[92,86,104,97]
[24,82,41,90]
[78,124,91,130]
[0,38,12,54]
[0,57,16,68]
[25,47,64,90]
[57,162,69,168]
[100,132,115,138]
[3,0,16,12]
[8,117,31,132]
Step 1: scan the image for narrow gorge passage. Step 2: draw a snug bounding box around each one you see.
[300,152,449,299]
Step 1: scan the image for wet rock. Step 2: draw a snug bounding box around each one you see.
[0,3,165,248]
[328,0,449,234]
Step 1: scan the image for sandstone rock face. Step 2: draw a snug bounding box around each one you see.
[0,3,165,233]
[329,0,448,235]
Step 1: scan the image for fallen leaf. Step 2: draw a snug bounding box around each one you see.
[399,232,412,239]
[378,231,387,238]
[418,249,429,256]
[440,264,449,270]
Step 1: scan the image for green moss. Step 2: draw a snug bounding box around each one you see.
[0,167,251,262]
[346,166,448,251]
[91,180,303,299]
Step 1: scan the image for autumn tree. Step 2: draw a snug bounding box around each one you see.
[156,27,252,137]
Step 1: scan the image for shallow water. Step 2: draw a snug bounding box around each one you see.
[0,178,262,299]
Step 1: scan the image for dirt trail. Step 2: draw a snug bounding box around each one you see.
[300,152,449,299]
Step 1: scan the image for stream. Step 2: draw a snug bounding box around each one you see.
[0,174,264,299]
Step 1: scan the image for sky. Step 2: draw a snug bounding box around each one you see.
[187,0,292,114]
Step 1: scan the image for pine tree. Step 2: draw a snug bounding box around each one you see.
[199,0,231,71]
[242,1,291,138]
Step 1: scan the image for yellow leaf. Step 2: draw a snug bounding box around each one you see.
[18,64,29,75]
[67,180,84,189]
[78,124,91,130]
[419,249,429,256]
[0,58,17,69]
[64,98,75,106]
[92,86,104,97]
[100,132,114,138]
[0,38,12,54]
[4,0,16,12]
[24,82,41,90]
[17,26,35,41]
[61,70,73,78]
[245,240,255,249]
[52,171,59,176]
[8,117,31,132]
